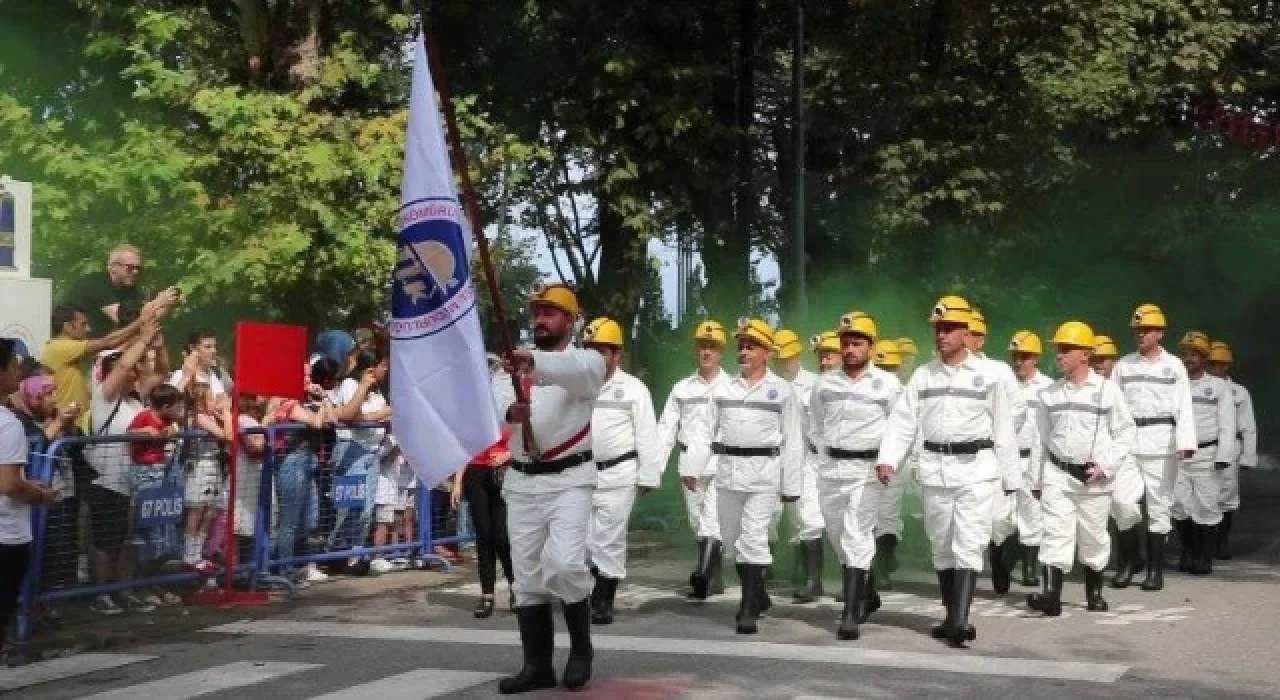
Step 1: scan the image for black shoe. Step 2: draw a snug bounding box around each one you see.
[690,538,722,601]
[1020,545,1041,587]
[561,598,593,690]
[475,596,496,619]
[735,564,763,634]
[873,534,898,590]
[1191,524,1214,576]
[837,568,868,640]
[793,539,825,603]
[1085,568,1109,612]
[1111,527,1141,589]
[591,576,618,625]
[499,604,557,694]
[989,541,1011,594]
[1028,565,1064,617]
[1175,519,1194,573]
[1140,533,1165,591]
[947,569,979,647]
[1217,511,1234,560]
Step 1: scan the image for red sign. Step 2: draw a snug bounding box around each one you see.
[234,322,307,399]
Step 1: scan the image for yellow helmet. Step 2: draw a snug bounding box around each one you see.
[968,309,988,335]
[897,337,919,357]
[529,283,580,317]
[1093,335,1119,359]
[929,294,973,325]
[810,330,840,354]
[1179,330,1210,356]
[837,310,878,341]
[1008,330,1043,355]
[773,328,803,359]
[736,317,776,351]
[1209,340,1233,364]
[583,317,624,347]
[693,319,728,346]
[1130,303,1167,329]
[874,339,902,369]
[1052,321,1095,348]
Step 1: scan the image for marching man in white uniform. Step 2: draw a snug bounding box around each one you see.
[581,317,662,625]
[875,295,1019,648]
[1027,321,1136,616]
[493,284,607,694]
[656,320,730,600]
[1111,303,1196,591]
[812,331,843,373]
[1001,330,1053,587]
[871,338,908,590]
[704,319,804,634]
[1093,334,1149,589]
[1170,331,1236,576]
[1207,340,1256,560]
[771,328,828,603]
[809,311,902,640]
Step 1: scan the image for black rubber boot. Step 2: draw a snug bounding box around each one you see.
[930,569,954,639]
[1191,524,1214,575]
[499,604,557,694]
[561,598,593,690]
[1216,512,1234,560]
[947,569,979,647]
[1111,526,1141,589]
[1085,568,1109,612]
[590,576,618,625]
[859,567,881,623]
[689,538,721,601]
[1027,566,1064,617]
[837,567,867,640]
[688,538,705,591]
[1140,531,1165,591]
[1175,519,1194,573]
[989,541,1012,594]
[793,539,825,603]
[710,552,725,595]
[735,564,762,634]
[1020,545,1041,587]
[873,534,898,590]
[756,564,773,617]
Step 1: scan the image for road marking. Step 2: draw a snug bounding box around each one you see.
[0,653,157,692]
[203,620,1129,683]
[77,661,320,699]
[308,669,500,699]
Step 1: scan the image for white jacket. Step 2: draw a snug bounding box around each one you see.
[1112,349,1197,458]
[492,347,607,495]
[809,365,902,482]
[655,368,729,479]
[1187,374,1237,467]
[1228,379,1258,468]
[876,350,1020,491]
[1034,370,1136,493]
[704,370,804,496]
[591,368,662,490]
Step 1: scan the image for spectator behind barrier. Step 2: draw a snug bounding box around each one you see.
[64,243,181,333]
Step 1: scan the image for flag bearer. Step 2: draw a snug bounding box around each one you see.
[1110,303,1196,592]
[581,318,661,625]
[1004,331,1053,587]
[1027,321,1135,616]
[875,295,1019,648]
[1207,340,1256,560]
[809,311,902,640]
[494,283,607,694]
[871,339,908,590]
[656,320,730,600]
[704,319,804,634]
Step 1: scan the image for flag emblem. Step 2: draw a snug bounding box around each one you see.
[392,198,474,339]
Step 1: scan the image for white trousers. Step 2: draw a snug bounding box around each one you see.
[588,485,637,579]
[682,476,721,540]
[1135,455,1180,534]
[1039,485,1112,571]
[769,466,825,544]
[1110,461,1146,531]
[921,481,999,571]
[1171,467,1224,526]
[506,486,595,607]
[990,489,1043,546]
[719,488,778,565]
[1219,463,1241,512]
[875,476,906,539]
[817,477,880,569]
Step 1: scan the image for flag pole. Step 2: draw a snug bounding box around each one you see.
[418,10,540,456]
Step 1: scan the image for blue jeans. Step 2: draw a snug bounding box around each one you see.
[275,450,319,570]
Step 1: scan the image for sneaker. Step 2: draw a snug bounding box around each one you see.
[388,557,411,570]
[142,592,164,608]
[304,563,330,583]
[118,593,157,613]
[369,558,394,575]
[90,594,124,616]
[151,589,182,606]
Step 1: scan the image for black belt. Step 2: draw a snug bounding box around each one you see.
[826,447,878,460]
[1049,452,1091,483]
[922,439,994,456]
[1019,448,1032,458]
[711,442,780,458]
[677,441,688,453]
[597,450,638,470]
[1198,439,1218,449]
[1135,416,1176,427]
[511,451,594,476]
[1236,432,1244,440]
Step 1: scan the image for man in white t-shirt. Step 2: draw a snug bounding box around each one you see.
[168,329,227,397]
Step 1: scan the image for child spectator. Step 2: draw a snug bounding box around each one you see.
[368,441,402,574]
[125,383,185,606]
[180,382,232,573]
[232,395,269,566]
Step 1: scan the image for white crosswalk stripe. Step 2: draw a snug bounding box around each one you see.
[0,653,156,692]
[77,661,321,700]
[308,669,501,699]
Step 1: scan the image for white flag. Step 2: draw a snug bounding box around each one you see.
[390,35,500,489]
